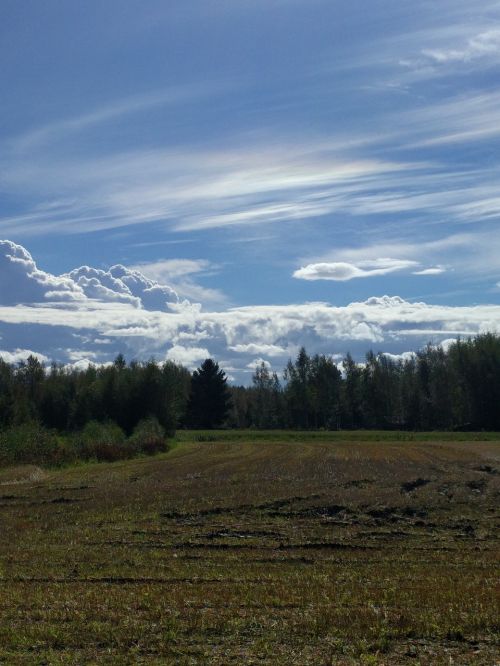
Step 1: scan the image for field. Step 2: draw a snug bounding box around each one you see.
[0,431,499,664]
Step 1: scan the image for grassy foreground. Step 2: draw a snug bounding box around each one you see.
[0,432,498,664]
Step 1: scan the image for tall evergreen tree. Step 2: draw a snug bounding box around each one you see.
[187,359,232,429]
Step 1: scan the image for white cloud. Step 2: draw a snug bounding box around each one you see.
[437,338,461,352]
[293,258,418,281]
[422,28,500,65]
[413,267,446,276]
[64,358,113,372]
[381,351,417,363]
[3,121,500,250]
[301,229,500,282]
[165,345,210,368]
[229,343,289,357]
[0,240,85,305]
[0,239,183,313]
[402,91,500,148]
[0,141,421,238]
[0,349,49,365]
[246,358,272,370]
[131,259,212,281]
[130,258,226,307]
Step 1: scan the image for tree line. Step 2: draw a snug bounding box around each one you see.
[231,334,500,431]
[1,333,500,466]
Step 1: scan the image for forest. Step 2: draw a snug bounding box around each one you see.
[1,333,500,466]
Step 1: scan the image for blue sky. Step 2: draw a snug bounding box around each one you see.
[2,0,500,380]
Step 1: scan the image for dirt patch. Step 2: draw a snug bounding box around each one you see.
[401,478,431,493]
[279,541,374,551]
[253,556,315,564]
[161,494,324,522]
[50,497,83,504]
[344,478,373,488]
[467,478,487,493]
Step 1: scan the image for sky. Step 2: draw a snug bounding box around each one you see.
[2,0,500,381]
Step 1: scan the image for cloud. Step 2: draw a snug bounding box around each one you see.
[422,28,500,65]
[413,267,446,276]
[11,84,224,152]
[3,121,500,250]
[381,351,417,363]
[68,264,180,312]
[229,343,289,357]
[131,259,213,281]
[404,91,500,147]
[0,241,179,310]
[0,239,183,313]
[301,229,500,282]
[129,259,227,307]
[0,349,49,365]
[0,240,85,304]
[293,258,418,281]
[246,358,272,370]
[64,358,113,372]
[436,338,461,352]
[165,345,210,367]
[0,141,420,238]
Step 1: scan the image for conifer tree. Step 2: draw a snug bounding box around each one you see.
[187,359,232,429]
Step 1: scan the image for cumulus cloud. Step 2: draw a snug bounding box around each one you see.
[0,240,84,304]
[0,239,184,313]
[64,358,113,372]
[0,239,186,316]
[293,258,418,281]
[0,348,49,365]
[437,338,462,352]
[229,343,289,357]
[165,345,210,367]
[66,265,179,311]
[381,351,417,363]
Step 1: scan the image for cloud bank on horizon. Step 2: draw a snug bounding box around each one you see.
[1,0,500,379]
[1,240,500,381]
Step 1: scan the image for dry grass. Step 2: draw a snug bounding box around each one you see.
[0,432,499,664]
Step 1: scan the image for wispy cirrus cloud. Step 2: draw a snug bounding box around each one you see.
[0,141,422,236]
[421,28,500,64]
[9,83,229,152]
[129,258,227,307]
[402,90,500,147]
[3,128,500,264]
[413,267,446,276]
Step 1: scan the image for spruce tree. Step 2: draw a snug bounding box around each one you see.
[187,359,232,429]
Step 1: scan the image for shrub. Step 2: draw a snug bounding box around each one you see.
[128,417,168,456]
[0,423,75,467]
[74,421,128,462]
